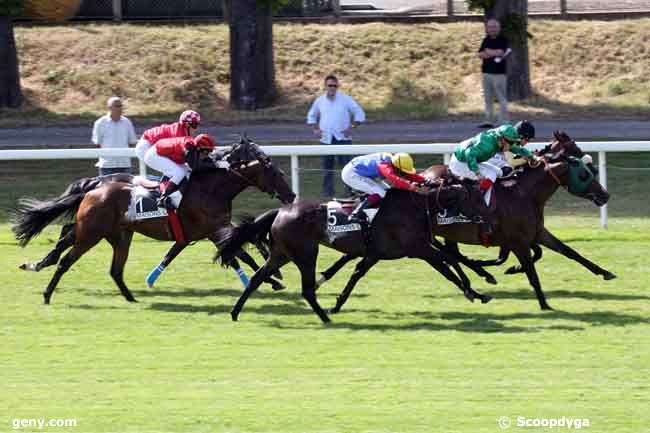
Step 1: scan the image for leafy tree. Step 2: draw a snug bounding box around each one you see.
[467,0,532,100]
[0,0,23,108]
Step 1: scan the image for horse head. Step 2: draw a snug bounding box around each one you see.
[227,136,296,204]
[536,135,609,207]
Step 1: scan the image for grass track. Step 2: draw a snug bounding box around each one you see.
[1,216,649,433]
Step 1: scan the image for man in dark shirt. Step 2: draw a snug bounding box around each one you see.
[478,19,510,128]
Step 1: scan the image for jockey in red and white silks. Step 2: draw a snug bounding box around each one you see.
[135,110,201,160]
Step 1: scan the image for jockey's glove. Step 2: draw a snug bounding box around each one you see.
[215,160,230,170]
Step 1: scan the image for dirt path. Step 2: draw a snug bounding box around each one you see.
[1,120,647,148]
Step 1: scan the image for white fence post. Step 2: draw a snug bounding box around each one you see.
[138,158,147,177]
[443,153,451,165]
[598,151,608,229]
[291,154,300,200]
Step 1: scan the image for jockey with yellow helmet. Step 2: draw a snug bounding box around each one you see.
[341,152,429,223]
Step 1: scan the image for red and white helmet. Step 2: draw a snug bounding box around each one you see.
[179,110,201,128]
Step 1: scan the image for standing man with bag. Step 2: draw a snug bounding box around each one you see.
[478,19,510,129]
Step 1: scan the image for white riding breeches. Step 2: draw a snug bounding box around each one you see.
[135,138,152,160]
[341,163,389,198]
[143,147,189,185]
[448,154,503,183]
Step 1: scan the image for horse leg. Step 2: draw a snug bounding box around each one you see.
[231,252,290,322]
[106,231,137,302]
[295,253,331,323]
[20,223,75,272]
[468,246,511,268]
[441,239,498,285]
[415,245,484,303]
[234,248,285,291]
[512,245,553,310]
[316,253,357,290]
[536,228,616,280]
[505,245,541,274]
[146,242,187,288]
[43,240,99,304]
[330,256,379,314]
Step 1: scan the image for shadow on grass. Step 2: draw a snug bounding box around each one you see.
[435,288,650,302]
[267,306,648,333]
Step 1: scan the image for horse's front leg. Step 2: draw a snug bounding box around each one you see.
[146,241,188,287]
[330,256,378,314]
[316,253,357,290]
[512,244,553,310]
[536,227,616,280]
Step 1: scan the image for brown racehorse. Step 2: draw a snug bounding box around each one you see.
[17,138,287,291]
[13,139,295,304]
[215,184,494,323]
[309,131,611,312]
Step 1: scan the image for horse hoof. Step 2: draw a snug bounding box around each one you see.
[43,295,50,305]
[127,298,138,303]
[504,266,518,275]
[485,275,497,285]
[19,263,27,270]
[321,315,332,324]
[272,283,286,292]
[464,292,476,303]
[230,311,239,322]
[328,307,340,315]
[481,294,493,304]
[603,272,617,281]
[541,304,554,311]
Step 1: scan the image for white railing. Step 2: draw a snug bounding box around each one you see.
[2,141,650,228]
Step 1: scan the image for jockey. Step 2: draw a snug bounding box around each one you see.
[341,152,429,223]
[134,110,201,160]
[143,133,217,208]
[449,123,538,238]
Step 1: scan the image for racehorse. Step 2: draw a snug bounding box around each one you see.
[307,131,611,313]
[455,131,616,281]
[215,184,494,323]
[13,138,295,304]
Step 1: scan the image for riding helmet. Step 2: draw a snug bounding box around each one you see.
[515,120,535,141]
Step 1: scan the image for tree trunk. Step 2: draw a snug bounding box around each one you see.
[485,0,531,101]
[227,0,276,110]
[0,17,23,108]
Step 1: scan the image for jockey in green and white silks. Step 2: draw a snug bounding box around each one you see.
[449,123,536,206]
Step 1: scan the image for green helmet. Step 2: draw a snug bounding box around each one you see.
[496,124,521,143]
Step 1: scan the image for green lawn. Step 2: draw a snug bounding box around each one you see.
[1,215,649,433]
[1,152,649,433]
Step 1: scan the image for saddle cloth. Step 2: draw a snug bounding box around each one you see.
[125,186,167,221]
[325,200,378,241]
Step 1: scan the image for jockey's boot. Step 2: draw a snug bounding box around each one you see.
[348,193,381,224]
[477,178,496,246]
[157,181,179,209]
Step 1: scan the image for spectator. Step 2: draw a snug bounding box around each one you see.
[478,19,510,128]
[91,96,137,176]
[307,75,366,198]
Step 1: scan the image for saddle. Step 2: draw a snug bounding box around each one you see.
[126,176,187,243]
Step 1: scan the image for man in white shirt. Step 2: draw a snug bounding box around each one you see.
[91,96,138,176]
[307,75,366,198]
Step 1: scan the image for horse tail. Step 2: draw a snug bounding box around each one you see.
[215,208,279,266]
[11,181,93,247]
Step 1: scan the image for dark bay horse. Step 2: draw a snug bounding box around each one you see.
[315,131,616,291]
[13,141,295,304]
[457,132,616,281]
[216,184,494,323]
[312,132,610,312]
